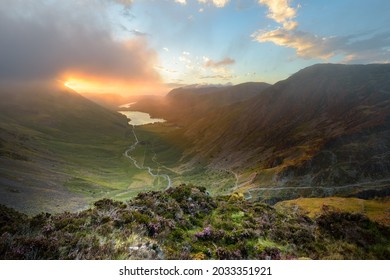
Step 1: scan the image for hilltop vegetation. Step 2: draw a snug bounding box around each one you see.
[1,185,389,260]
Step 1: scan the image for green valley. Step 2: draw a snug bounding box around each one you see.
[0,83,153,214]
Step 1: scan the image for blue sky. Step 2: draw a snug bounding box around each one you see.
[1,0,390,95]
[115,0,390,86]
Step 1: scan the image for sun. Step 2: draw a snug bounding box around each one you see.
[64,81,79,91]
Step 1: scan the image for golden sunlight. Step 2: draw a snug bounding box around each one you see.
[61,72,167,96]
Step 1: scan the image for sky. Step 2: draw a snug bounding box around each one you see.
[0,0,389,96]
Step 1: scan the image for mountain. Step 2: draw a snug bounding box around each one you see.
[130,82,271,125]
[0,82,133,214]
[181,64,390,200]
[87,93,159,110]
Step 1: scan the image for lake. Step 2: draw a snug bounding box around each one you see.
[118,111,166,126]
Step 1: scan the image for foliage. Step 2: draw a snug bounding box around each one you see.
[0,185,389,260]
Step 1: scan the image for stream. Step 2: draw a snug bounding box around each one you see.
[119,108,172,189]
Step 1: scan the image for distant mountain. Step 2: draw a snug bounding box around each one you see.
[181,64,390,200]
[86,93,128,109]
[131,82,271,125]
[87,93,159,110]
[0,82,132,214]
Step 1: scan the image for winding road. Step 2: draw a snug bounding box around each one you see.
[221,168,240,188]
[124,125,172,189]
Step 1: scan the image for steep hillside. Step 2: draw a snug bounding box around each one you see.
[0,82,134,214]
[178,64,390,200]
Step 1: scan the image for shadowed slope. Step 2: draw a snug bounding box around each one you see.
[0,82,133,214]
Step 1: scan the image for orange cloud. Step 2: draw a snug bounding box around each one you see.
[205,57,235,68]
[0,0,163,96]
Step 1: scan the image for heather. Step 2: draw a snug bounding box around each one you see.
[1,185,389,260]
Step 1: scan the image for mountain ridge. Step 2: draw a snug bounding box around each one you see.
[130,82,271,125]
[137,64,390,201]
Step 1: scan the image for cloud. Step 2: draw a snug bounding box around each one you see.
[179,52,192,64]
[174,0,230,8]
[120,24,148,36]
[204,57,235,68]
[253,29,336,59]
[198,0,230,8]
[201,57,235,81]
[155,66,178,73]
[111,0,133,7]
[130,29,149,36]
[0,0,161,85]
[259,0,298,30]
[254,0,390,62]
[253,27,390,61]
[175,0,187,5]
[200,74,234,80]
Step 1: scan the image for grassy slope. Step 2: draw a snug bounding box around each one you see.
[0,83,236,214]
[0,84,153,214]
[275,197,390,226]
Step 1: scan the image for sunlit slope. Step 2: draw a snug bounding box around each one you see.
[0,83,135,214]
[275,196,390,226]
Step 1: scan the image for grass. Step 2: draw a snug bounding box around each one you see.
[135,123,186,166]
[129,123,238,195]
[275,196,390,226]
[38,118,238,212]
[1,97,201,214]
